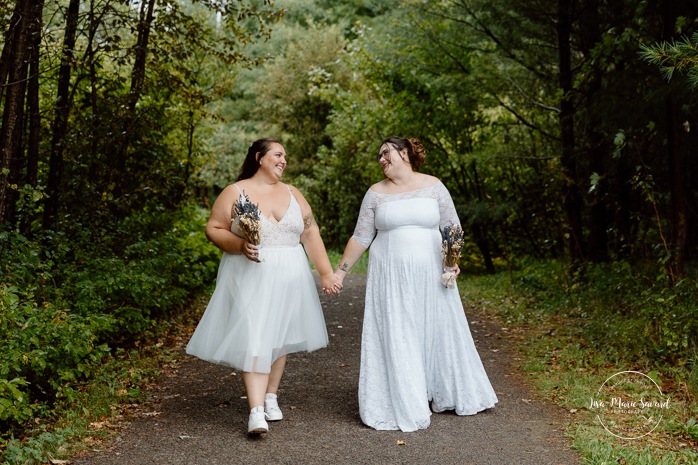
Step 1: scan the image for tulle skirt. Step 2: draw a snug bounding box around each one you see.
[186,244,328,373]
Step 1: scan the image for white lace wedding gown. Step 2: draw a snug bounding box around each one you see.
[186,186,328,373]
[352,181,498,432]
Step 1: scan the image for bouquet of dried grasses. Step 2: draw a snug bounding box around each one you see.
[232,191,262,252]
[441,224,464,288]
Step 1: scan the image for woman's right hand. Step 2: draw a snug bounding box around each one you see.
[243,241,260,262]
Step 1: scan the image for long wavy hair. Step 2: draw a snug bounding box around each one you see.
[237,138,282,181]
[381,136,426,171]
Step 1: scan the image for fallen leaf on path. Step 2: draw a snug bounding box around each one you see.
[396,440,406,446]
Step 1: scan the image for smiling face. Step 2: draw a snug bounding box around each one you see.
[258,142,287,180]
[377,143,408,177]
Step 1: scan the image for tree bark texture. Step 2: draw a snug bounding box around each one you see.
[113,0,156,197]
[0,0,39,225]
[21,0,45,234]
[44,0,81,230]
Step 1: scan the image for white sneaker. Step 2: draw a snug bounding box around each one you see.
[248,407,268,434]
[264,394,283,421]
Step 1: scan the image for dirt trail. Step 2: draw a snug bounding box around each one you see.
[73,274,580,465]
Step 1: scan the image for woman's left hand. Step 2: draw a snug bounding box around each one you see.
[321,274,339,297]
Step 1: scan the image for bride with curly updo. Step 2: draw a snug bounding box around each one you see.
[333,136,498,432]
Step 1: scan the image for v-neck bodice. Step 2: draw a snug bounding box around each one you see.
[231,188,304,248]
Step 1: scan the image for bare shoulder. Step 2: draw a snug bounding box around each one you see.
[288,184,310,207]
[216,184,240,203]
[288,183,303,198]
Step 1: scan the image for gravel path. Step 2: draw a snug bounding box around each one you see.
[73,273,580,465]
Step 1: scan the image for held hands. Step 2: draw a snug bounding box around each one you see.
[330,270,346,295]
[321,273,342,297]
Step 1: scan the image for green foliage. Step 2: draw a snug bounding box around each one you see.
[0,284,113,429]
[0,344,167,464]
[641,32,698,87]
[0,377,35,425]
[461,260,698,462]
[5,0,698,458]
[464,259,698,364]
[0,203,218,439]
[253,19,349,177]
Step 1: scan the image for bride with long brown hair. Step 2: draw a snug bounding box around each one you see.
[187,138,338,435]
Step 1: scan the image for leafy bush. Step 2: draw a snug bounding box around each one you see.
[505,260,698,363]
[0,285,113,429]
[0,203,219,439]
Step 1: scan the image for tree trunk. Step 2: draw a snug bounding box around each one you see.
[44,0,80,230]
[113,0,156,197]
[25,0,43,190]
[0,12,13,105]
[557,0,585,271]
[21,0,44,235]
[0,0,37,225]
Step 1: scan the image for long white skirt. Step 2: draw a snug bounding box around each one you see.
[186,244,328,373]
[360,225,498,432]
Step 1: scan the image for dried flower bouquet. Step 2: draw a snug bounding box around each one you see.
[440,224,464,288]
[232,191,262,260]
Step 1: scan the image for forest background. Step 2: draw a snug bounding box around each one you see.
[1,0,697,463]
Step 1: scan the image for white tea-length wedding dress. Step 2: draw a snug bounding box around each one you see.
[352,181,497,432]
[186,186,328,373]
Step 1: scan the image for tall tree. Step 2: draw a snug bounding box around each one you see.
[110,0,157,199]
[0,0,43,225]
[43,0,81,230]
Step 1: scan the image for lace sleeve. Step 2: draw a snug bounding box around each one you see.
[436,182,461,230]
[351,190,377,248]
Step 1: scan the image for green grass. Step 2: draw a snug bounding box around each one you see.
[460,261,698,464]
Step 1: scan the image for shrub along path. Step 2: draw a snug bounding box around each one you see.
[73,274,580,465]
